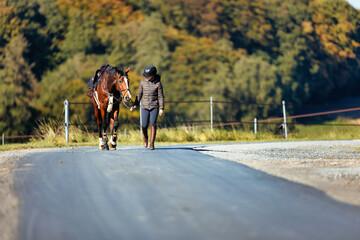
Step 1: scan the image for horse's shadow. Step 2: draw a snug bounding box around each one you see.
[153,147,194,151]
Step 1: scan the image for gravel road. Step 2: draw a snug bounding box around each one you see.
[195,139,360,206]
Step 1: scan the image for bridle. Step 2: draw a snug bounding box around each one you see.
[114,74,133,109]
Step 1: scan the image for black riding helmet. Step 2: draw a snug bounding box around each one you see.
[143,65,157,77]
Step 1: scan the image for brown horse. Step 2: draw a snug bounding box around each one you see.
[90,66,131,150]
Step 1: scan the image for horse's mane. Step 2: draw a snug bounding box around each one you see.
[104,65,125,76]
[115,67,126,76]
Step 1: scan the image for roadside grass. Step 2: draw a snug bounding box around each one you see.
[1,118,360,151]
[289,118,360,140]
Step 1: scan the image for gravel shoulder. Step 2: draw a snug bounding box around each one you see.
[0,154,20,240]
[195,140,360,206]
[0,148,56,240]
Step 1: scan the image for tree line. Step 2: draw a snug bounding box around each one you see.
[0,0,359,135]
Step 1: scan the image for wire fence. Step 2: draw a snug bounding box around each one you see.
[3,98,360,143]
[63,99,289,132]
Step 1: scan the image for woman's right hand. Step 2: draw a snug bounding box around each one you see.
[159,109,164,116]
[130,105,137,111]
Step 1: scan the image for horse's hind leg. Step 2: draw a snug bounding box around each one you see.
[101,108,109,150]
[109,107,119,150]
[97,117,103,150]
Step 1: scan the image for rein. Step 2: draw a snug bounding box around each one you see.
[112,90,133,109]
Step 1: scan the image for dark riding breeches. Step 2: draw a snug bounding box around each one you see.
[141,108,159,128]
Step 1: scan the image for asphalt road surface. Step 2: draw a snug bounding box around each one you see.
[14,145,360,240]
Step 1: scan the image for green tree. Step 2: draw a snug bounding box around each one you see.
[60,10,100,57]
[133,12,170,74]
[260,0,323,105]
[0,34,38,135]
[97,20,138,68]
[36,54,100,121]
[228,56,282,120]
[221,0,273,52]
[36,0,67,66]
[308,0,360,99]
[164,31,240,118]
[7,0,56,78]
[0,0,23,51]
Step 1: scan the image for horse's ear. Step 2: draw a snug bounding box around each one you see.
[125,67,130,73]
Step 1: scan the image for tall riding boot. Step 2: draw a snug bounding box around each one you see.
[142,127,148,148]
[150,126,157,150]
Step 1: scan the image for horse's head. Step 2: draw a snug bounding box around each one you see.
[115,67,131,102]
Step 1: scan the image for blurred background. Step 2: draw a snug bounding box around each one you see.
[0,0,359,140]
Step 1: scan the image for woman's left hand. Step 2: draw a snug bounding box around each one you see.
[159,109,164,116]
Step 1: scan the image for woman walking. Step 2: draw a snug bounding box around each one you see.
[130,65,165,150]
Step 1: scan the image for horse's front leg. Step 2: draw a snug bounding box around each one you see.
[109,106,119,150]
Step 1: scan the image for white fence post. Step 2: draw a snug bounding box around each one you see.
[282,100,288,139]
[2,133,4,145]
[64,99,69,143]
[210,96,213,132]
[254,118,257,135]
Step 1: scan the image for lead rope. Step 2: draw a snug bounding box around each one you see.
[112,94,134,109]
[122,98,134,109]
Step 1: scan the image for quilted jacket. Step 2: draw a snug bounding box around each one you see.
[134,74,165,110]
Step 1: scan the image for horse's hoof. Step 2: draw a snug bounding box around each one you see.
[110,143,116,150]
[100,144,109,150]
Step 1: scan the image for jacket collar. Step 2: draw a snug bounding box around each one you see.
[144,74,161,83]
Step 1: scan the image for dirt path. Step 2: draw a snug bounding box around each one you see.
[196,140,360,206]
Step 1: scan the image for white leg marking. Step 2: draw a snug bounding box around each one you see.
[110,135,116,145]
